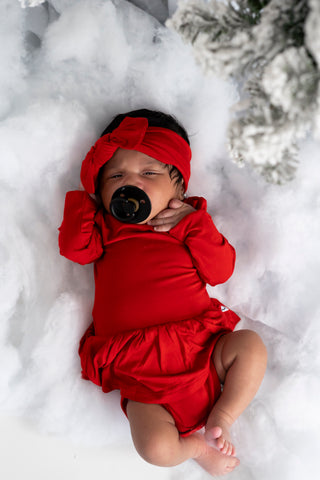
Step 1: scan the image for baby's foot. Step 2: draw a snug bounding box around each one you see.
[205,409,236,456]
[193,433,240,476]
[205,426,236,456]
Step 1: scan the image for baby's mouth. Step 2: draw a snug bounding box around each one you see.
[110,185,151,224]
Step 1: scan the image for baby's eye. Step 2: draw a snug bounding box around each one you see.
[110,174,123,179]
[143,171,157,176]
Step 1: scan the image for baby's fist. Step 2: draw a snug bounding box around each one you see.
[148,199,195,232]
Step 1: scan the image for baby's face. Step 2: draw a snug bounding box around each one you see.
[99,148,184,223]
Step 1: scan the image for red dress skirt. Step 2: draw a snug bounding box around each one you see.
[79,299,239,435]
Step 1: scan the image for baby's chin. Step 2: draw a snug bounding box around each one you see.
[140,206,166,224]
[138,214,154,225]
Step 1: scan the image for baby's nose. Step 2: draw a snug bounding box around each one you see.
[125,174,144,190]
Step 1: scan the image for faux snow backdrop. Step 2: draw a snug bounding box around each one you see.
[1,1,320,479]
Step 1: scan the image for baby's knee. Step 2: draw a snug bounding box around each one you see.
[134,431,177,467]
[240,329,268,366]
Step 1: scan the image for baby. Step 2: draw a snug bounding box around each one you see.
[59,109,267,476]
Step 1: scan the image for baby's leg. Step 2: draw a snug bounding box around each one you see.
[206,330,268,455]
[127,400,240,476]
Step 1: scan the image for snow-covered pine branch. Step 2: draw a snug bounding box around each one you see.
[168,0,320,184]
[19,0,45,6]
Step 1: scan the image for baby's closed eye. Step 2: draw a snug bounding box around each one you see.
[110,174,123,179]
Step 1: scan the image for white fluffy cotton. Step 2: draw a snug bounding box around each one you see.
[0,1,27,118]
[1,0,320,478]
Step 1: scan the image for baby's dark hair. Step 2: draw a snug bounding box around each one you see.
[100,109,189,187]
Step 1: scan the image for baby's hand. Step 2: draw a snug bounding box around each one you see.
[148,199,195,232]
[79,181,99,203]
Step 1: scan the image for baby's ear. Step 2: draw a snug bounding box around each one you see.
[177,181,185,200]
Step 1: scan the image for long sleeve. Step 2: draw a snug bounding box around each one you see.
[58,190,104,265]
[169,198,235,286]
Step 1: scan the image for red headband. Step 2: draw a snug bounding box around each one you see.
[80,116,191,194]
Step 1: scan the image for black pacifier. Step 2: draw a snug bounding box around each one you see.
[110,185,152,224]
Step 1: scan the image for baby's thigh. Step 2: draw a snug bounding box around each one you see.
[127,400,175,432]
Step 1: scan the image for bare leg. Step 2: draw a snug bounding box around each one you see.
[205,329,268,455]
[127,400,240,476]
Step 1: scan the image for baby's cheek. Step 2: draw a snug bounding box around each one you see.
[101,195,111,212]
[149,201,167,219]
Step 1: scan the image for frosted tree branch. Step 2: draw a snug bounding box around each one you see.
[168,0,320,184]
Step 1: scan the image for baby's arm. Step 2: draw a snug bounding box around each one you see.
[168,200,235,286]
[59,190,104,265]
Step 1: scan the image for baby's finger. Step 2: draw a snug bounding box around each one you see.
[148,210,177,225]
[153,221,175,232]
[168,198,184,209]
[148,215,177,227]
[156,207,180,218]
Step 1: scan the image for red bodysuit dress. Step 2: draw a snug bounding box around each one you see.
[59,191,240,435]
